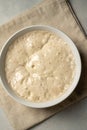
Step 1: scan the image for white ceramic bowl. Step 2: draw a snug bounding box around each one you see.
[0,25,81,108]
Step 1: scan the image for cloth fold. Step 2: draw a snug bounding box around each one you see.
[0,0,87,129]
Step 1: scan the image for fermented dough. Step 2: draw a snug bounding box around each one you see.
[5,30,76,102]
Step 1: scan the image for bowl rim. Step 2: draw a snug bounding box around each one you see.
[0,25,81,108]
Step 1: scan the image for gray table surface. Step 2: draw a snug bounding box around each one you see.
[0,0,87,130]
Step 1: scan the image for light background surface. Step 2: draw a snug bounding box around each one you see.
[69,0,87,35]
[0,0,87,130]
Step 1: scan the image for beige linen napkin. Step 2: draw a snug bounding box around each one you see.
[0,0,87,129]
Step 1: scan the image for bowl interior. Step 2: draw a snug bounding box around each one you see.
[0,25,81,108]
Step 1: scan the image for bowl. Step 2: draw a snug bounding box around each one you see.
[0,25,81,108]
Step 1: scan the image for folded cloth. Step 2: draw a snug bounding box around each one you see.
[0,0,87,130]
